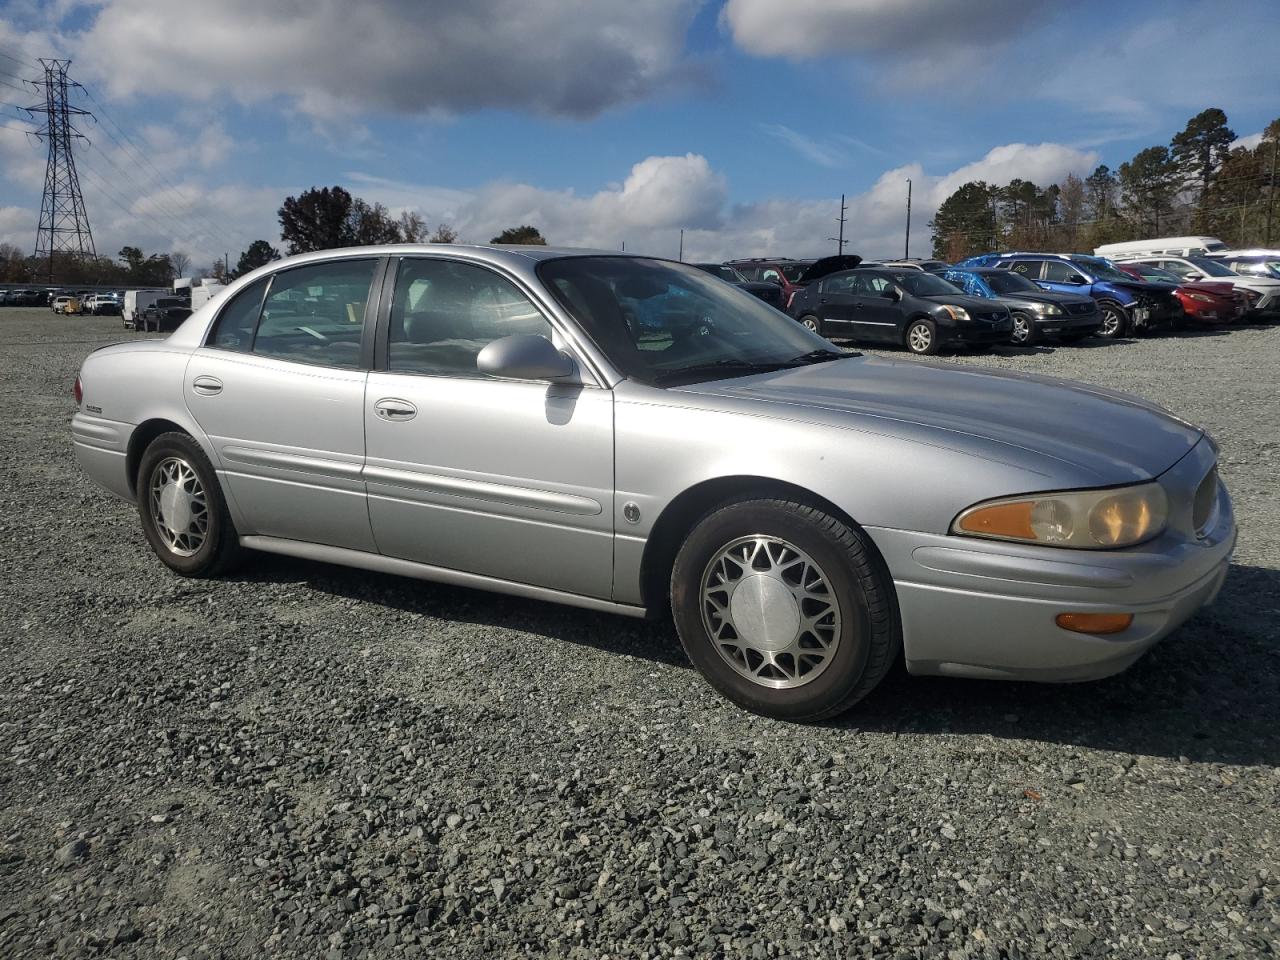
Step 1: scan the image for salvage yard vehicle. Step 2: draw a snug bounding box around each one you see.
[1207,249,1280,281]
[725,257,815,310]
[691,263,786,310]
[1116,255,1280,317]
[1113,262,1244,325]
[789,263,1013,354]
[962,253,1182,338]
[122,289,168,330]
[137,296,193,333]
[72,244,1236,721]
[941,267,1101,344]
[1094,236,1227,259]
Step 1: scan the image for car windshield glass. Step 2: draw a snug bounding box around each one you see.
[780,263,812,282]
[1188,257,1237,277]
[1070,256,1133,282]
[538,257,841,386]
[984,271,1041,294]
[894,272,960,296]
[1132,265,1182,283]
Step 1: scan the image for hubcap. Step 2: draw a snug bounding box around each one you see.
[149,457,208,557]
[803,318,819,332]
[908,323,931,352]
[1013,316,1029,342]
[701,536,841,689]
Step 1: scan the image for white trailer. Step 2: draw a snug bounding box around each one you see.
[122,289,167,330]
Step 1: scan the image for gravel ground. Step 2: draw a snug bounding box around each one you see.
[1,308,1278,959]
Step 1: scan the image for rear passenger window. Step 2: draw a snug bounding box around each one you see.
[387,258,553,379]
[1009,260,1039,278]
[207,277,269,350]
[253,260,377,369]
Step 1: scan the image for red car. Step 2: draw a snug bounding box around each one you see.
[1115,262,1244,325]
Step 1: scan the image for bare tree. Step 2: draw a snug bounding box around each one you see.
[170,250,191,277]
[430,222,459,243]
[398,210,427,242]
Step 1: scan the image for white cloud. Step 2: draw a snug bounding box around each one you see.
[722,0,1050,88]
[73,0,705,119]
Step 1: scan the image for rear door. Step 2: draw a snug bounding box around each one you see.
[184,257,382,552]
[362,256,615,599]
[812,273,859,332]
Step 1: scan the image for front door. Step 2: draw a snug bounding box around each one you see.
[185,258,381,552]
[813,274,859,334]
[363,257,615,599]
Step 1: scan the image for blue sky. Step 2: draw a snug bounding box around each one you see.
[1,0,1277,266]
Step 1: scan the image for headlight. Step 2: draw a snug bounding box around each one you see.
[940,304,971,322]
[1187,293,1214,303]
[1030,302,1063,316]
[952,482,1168,549]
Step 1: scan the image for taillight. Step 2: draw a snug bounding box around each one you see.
[74,374,83,406]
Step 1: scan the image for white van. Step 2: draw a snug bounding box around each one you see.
[1094,236,1228,260]
[190,282,226,310]
[122,289,167,330]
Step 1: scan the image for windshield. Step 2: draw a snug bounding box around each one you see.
[894,272,962,296]
[538,257,840,386]
[1068,255,1135,283]
[1188,257,1237,278]
[695,264,748,283]
[984,271,1041,294]
[1128,264,1182,284]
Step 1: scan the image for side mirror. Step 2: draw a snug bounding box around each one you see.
[477,334,576,381]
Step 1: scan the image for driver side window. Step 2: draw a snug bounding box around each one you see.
[388,258,554,378]
[1041,261,1083,284]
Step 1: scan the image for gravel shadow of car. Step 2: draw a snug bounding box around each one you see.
[838,562,1280,767]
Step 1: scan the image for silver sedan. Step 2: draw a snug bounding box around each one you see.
[72,245,1235,720]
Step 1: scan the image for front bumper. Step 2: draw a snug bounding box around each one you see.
[942,322,1013,345]
[1033,313,1101,336]
[866,440,1235,682]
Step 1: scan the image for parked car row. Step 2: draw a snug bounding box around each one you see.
[704,239,1277,356]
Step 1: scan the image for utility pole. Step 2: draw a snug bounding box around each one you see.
[26,58,96,282]
[1266,135,1277,247]
[904,179,912,259]
[827,193,848,254]
[678,229,684,262]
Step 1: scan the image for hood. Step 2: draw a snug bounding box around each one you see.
[796,255,864,285]
[1179,280,1236,297]
[1104,278,1178,298]
[990,289,1093,308]
[675,356,1201,484]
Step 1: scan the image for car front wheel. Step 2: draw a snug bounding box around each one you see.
[670,499,898,721]
[905,319,939,355]
[137,432,241,577]
[1097,302,1128,339]
[1010,312,1038,345]
[800,314,823,336]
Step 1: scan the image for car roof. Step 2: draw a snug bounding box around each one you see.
[254,243,643,274]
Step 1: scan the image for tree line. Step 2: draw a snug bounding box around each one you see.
[930,109,1280,260]
[0,240,283,287]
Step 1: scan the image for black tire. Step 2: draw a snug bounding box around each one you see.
[905,318,940,355]
[1010,312,1038,345]
[670,498,899,721]
[137,432,242,577]
[800,314,823,336]
[1096,301,1128,339]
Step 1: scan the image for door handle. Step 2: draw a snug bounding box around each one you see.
[374,398,417,421]
[192,375,223,396]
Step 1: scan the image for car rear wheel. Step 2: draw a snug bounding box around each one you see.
[137,432,241,577]
[800,314,823,336]
[1010,312,1038,345]
[1097,302,1128,339]
[905,319,939,355]
[670,499,898,721]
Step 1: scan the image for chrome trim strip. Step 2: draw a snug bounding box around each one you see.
[240,535,647,618]
[363,464,603,516]
[220,445,364,479]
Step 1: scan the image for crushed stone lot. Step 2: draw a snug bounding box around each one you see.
[1,307,1278,960]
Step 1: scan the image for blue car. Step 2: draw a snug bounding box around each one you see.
[942,267,1102,344]
[954,252,1181,338]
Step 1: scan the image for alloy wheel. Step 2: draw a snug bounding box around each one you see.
[1100,305,1123,337]
[700,535,842,689]
[907,322,932,353]
[149,456,208,557]
[1011,315,1030,343]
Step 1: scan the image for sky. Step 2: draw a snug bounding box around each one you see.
[0,0,1277,268]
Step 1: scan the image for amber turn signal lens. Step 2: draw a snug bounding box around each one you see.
[956,500,1035,540]
[1054,612,1133,635]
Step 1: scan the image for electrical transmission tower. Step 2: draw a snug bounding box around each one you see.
[26,59,96,281]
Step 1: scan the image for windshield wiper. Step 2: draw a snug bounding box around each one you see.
[651,358,797,386]
[788,348,852,364]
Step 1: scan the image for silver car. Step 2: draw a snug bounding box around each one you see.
[72,245,1236,720]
